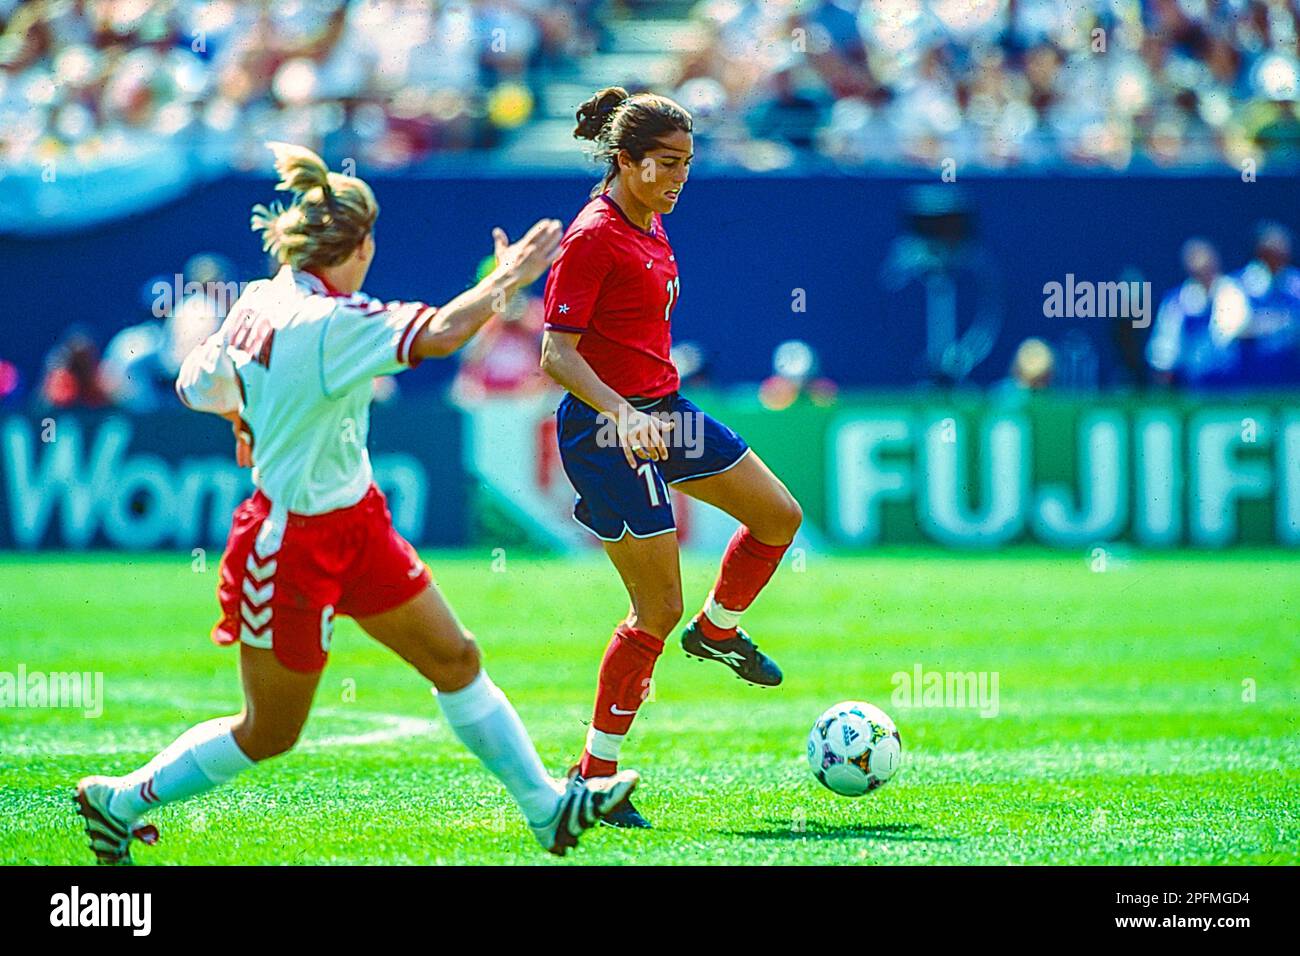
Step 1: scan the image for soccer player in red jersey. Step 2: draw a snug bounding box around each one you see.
[540,88,804,827]
[73,143,636,863]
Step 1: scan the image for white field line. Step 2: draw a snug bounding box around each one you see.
[297,709,440,752]
[2,708,440,757]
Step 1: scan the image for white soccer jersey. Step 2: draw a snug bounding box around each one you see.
[176,266,436,514]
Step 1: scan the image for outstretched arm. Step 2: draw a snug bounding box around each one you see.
[410,219,563,360]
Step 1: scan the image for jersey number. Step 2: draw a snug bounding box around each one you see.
[637,463,662,507]
[663,276,680,322]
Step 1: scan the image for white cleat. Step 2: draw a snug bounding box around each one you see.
[73,776,158,866]
[530,769,640,857]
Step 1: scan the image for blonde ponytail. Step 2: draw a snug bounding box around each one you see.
[250,142,379,271]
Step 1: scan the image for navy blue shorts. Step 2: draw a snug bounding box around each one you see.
[556,391,751,541]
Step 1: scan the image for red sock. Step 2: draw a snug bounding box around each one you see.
[696,527,790,641]
[579,623,663,778]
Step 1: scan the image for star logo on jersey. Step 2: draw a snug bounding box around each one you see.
[558,303,570,314]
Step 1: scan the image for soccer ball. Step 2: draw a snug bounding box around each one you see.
[806,701,902,796]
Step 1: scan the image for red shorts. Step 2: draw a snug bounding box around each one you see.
[211,484,432,673]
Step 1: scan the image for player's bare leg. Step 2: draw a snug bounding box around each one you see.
[354,582,481,691]
[675,451,802,546]
[232,644,323,759]
[602,529,684,641]
[355,584,637,855]
[568,529,683,828]
[75,644,318,865]
[673,450,802,686]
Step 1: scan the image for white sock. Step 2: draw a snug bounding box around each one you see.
[703,590,744,631]
[434,671,562,826]
[585,727,625,765]
[109,716,255,822]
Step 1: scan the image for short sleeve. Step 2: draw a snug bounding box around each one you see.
[543,229,612,334]
[176,331,241,414]
[320,299,437,397]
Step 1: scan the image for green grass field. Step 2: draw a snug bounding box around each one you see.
[1,550,1297,865]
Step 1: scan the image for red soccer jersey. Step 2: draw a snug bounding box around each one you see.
[543,194,681,399]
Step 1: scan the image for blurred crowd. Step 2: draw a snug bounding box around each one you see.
[1002,220,1300,394]
[0,0,598,173]
[677,0,1300,170]
[1144,220,1300,387]
[2,0,1297,175]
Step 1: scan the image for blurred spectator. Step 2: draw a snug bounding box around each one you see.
[672,341,711,390]
[100,253,229,411]
[1233,221,1300,386]
[992,335,1055,405]
[1011,336,1055,390]
[1109,266,1153,389]
[759,339,837,410]
[1147,238,1250,388]
[0,357,20,408]
[745,65,829,149]
[39,329,109,408]
[451,254,550,402]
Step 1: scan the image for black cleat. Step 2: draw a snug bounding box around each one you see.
[567,765,652,829]
[601,795,652,829]
[531,770,640,856]
[681,619,784,687]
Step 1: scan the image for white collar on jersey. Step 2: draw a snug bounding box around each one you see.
[288,266,329,296]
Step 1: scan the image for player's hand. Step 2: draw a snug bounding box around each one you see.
[492,219,563,288]
[618,407,674,468]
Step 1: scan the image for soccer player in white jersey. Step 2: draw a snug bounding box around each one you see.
[74,142,637,862]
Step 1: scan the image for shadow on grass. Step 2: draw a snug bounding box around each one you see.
[724,820,955,843]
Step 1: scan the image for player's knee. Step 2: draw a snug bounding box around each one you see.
[764,491,802,544]
[430,631,481,690]
[748,492,802,545]
[234,714,304,761]
[781,494,804,539]
[637,592,683,637]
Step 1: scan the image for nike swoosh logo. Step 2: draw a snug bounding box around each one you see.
[609,704,638,716]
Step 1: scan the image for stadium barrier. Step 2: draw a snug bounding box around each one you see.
[5,173,1298,393]
[3,392,1296,551]
[0,404,468,550]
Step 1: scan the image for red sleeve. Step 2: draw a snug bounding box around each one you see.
[543,228,612,334]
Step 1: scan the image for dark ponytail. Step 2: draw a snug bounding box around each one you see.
[574,86,629,141]
[574,86,693,196]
